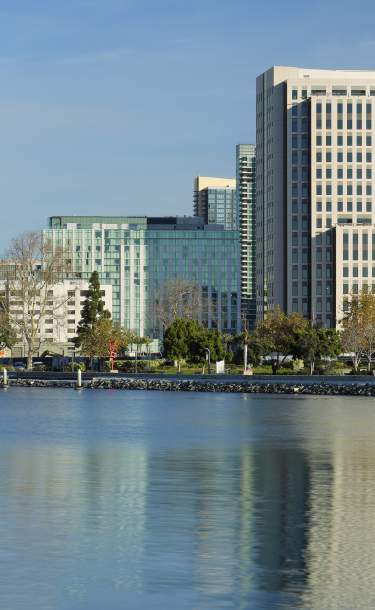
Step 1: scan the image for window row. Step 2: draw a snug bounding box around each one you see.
[343,266,375,278]
[314,134,372,146]
[316,200,372,213]
[316,148,372,163]
[315,167,372,179]
[316,118,372,130]
[316,184,372,196]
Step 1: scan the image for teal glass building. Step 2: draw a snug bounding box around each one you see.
[45,216,241,339]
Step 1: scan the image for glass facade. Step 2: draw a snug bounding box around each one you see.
[45,216,241,339]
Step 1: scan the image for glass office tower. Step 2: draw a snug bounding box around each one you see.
[45,216,241,339]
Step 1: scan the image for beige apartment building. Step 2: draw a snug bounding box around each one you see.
[256,66,375,327]
[193,176,236,221]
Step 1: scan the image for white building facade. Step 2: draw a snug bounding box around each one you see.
[0,279,112,348]
[256,66,375,326]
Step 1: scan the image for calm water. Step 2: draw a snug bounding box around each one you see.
[0,389,375,610]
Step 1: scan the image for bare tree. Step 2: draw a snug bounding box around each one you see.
[154,279,204,333]
[1,231,68,369]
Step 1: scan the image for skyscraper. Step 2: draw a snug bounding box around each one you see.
[256,66,375,327]
[193,176,237,229]
[236,144,256,328]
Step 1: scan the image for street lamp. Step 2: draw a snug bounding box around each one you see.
[204,347,211,375]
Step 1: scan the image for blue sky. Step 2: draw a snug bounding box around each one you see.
[1,0,375,247]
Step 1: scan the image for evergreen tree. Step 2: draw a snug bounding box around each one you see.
[77,271,111,345]
[75,271,111,347]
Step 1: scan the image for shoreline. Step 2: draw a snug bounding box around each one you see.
[2,376,375,396]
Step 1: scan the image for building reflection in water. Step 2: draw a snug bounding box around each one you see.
[1,395,375,609]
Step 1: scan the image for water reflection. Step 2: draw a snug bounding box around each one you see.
[0,390,375,609]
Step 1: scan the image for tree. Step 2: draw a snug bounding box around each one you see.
[358,292,375,372]
[0,311,17,351]
[1,231,68,369]
[163,318,226,371]
[154,279,203,333]
[236,330,263,368]
[79,318,133,366]
[341,291,375,372]
[76,271,111,341]
[294,324,342,375]
[254,306,307,374]
[163,318,192,371]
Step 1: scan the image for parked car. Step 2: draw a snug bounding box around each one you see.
[13,362,26,371]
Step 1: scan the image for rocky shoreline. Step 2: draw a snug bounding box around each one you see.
[2,377,375,396]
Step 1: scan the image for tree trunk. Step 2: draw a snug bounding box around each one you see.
[178,360,181,373]
[27,350,33,370]
[310,360,314,376]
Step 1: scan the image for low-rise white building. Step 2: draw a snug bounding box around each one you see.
[0,278,112,351]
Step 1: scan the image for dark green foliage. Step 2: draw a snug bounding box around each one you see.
[292,324,342,374]
[75,271,111,346]
[163,319,225,366]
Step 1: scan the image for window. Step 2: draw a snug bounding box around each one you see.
[292,119,298,132]
[292,150,298,164]
[343,266,349,277]
[326,151,332,162]
[326,135,332,145]
[326,184,332,195]
[357,152,362,162]
[337,151,343,162]
[292,135,298,148]
[338,201,344,212]
[357,168,362,179]
[347,152,353,162]
[357,135,362,146]
[316,135,322,145]
[367,201,372,212]
[316,151,322,162]
[337,135,343,146]
[347,135,352,146]
[367,168,372,179]
[337,184,343,195]
[366,152,372,162]
[367,185,372,196]
[347,201,353,212]
[292,105,298,116]
[347,168,353,179]
[343,233,349,260]
[326,168,332,179]
[337,168,343,179]
[292,89,298,100]
[316,168,322,179]
[326,201,332,212]
[353,233,359,260]
[316,184,322,195]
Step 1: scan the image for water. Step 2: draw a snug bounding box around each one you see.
[0,389,375,610]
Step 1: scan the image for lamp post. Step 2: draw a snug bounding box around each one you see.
[204,347,211,375]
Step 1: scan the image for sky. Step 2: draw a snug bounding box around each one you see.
[1,0,375,249]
